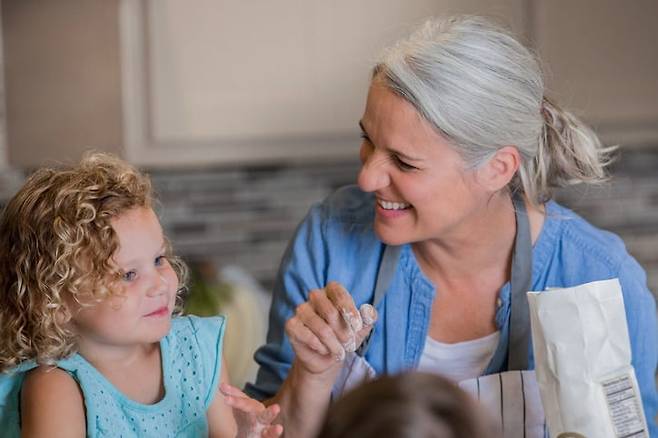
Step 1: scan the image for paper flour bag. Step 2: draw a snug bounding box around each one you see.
[527,278,649,438]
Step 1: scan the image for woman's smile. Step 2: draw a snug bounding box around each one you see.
[376,198,412,219]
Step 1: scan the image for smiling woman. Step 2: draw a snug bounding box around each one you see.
[244,15,658,438]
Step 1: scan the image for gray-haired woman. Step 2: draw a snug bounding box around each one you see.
[245,16,658,437]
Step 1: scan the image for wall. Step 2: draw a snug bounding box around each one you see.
[4,1,657,167]
[1,0,123,167]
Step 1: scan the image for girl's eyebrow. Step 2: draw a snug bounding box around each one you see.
[359,120,423,163]
[117,241,167,267]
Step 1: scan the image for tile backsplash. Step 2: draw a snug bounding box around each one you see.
[1,149,657,298]
[147,148,658,299]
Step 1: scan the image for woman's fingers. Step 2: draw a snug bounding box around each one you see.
[285,316,329,355]
[359,303,377,327]
[296,302,346,360]
[326,282,361,329]
[286,282,378,370]
[326,282,365,352]
[308,287,355,346]
[355,303,378,346]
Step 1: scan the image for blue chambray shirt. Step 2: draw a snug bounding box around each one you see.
[245,185,658,435]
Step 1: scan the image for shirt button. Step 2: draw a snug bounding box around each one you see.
[496,297,503,308]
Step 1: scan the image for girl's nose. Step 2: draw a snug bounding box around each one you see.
[147,271,169,297]
[357,143,389,193]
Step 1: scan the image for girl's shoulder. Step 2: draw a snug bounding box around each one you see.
[166,315,227,401]
[169,315,227,347]
[18,365,86,436]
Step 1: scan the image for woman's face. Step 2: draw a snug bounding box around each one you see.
[357,81,490,246]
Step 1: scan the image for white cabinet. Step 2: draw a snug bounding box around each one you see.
[119,0,526,166]
[531,0,658,146]
[3,0,655,168]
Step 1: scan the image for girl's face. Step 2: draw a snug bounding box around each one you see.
[70,207,179,350]
[357,81,490,246]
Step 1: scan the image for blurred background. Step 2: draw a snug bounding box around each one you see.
[1,0,657,387]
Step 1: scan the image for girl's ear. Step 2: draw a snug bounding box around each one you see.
[477,146,521,192]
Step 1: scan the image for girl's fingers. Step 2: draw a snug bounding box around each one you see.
[257,403,280,424]
[223,394,259,412]
[263,424,284,438]
[221,385,263,413]
[220,382,247,398]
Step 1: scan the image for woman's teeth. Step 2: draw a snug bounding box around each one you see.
[378,200,410,210]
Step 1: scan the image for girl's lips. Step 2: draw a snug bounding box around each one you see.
[144,306,169,317]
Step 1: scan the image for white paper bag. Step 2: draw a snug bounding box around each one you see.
[527,278,649,438]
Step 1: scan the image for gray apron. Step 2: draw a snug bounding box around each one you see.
[332,195,548,437]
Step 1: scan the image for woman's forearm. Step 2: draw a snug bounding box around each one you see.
[267,360,341,438]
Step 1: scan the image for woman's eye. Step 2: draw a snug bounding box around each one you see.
[122,271,137,282]
[155,256,166,266]
[393,155,416,171]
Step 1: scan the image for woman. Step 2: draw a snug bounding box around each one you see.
[244,16,658,437]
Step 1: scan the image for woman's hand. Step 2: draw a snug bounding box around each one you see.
[220,383,283,438]
[284,281,378,376]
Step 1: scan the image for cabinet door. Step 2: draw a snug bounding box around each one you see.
[531,0,658,146]
[120,0,526,166]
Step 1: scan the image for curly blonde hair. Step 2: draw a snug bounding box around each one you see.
[0,153,187,372]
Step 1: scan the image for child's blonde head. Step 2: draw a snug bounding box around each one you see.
[0,153,186,372]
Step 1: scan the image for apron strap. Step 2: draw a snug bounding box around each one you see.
[356,244,401,357]
[356,193,533,369]
[507,194,533,370]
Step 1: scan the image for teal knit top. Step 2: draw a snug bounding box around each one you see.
[0,315,226,437]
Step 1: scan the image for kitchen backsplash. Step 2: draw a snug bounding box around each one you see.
[151,148,658,298]
[1,149,657,298]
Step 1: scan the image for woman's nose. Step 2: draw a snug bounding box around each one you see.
[357,144,389,192]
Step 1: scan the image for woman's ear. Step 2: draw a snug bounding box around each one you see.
[478,146,521,191]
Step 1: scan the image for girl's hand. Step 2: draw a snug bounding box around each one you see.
[220,383,283,438]
[284,281,378,376]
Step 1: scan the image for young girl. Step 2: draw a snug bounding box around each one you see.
[0,153,283,438]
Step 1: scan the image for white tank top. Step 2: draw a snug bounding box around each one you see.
[417,331,500,382]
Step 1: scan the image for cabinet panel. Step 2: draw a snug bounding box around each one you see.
[532,0,658,146]
[121,0,526,166]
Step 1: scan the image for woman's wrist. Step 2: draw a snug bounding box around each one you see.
[275,359,342,438]
[290,358,342,389]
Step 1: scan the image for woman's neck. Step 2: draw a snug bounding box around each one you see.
[412,192,542,285]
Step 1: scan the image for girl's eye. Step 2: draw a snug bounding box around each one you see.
[155,255,166,267]
[122,271,137,282]
[359,132,370,142]
[393,155,417,171]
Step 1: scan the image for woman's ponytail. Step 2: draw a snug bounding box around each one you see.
[516,96,617,205]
